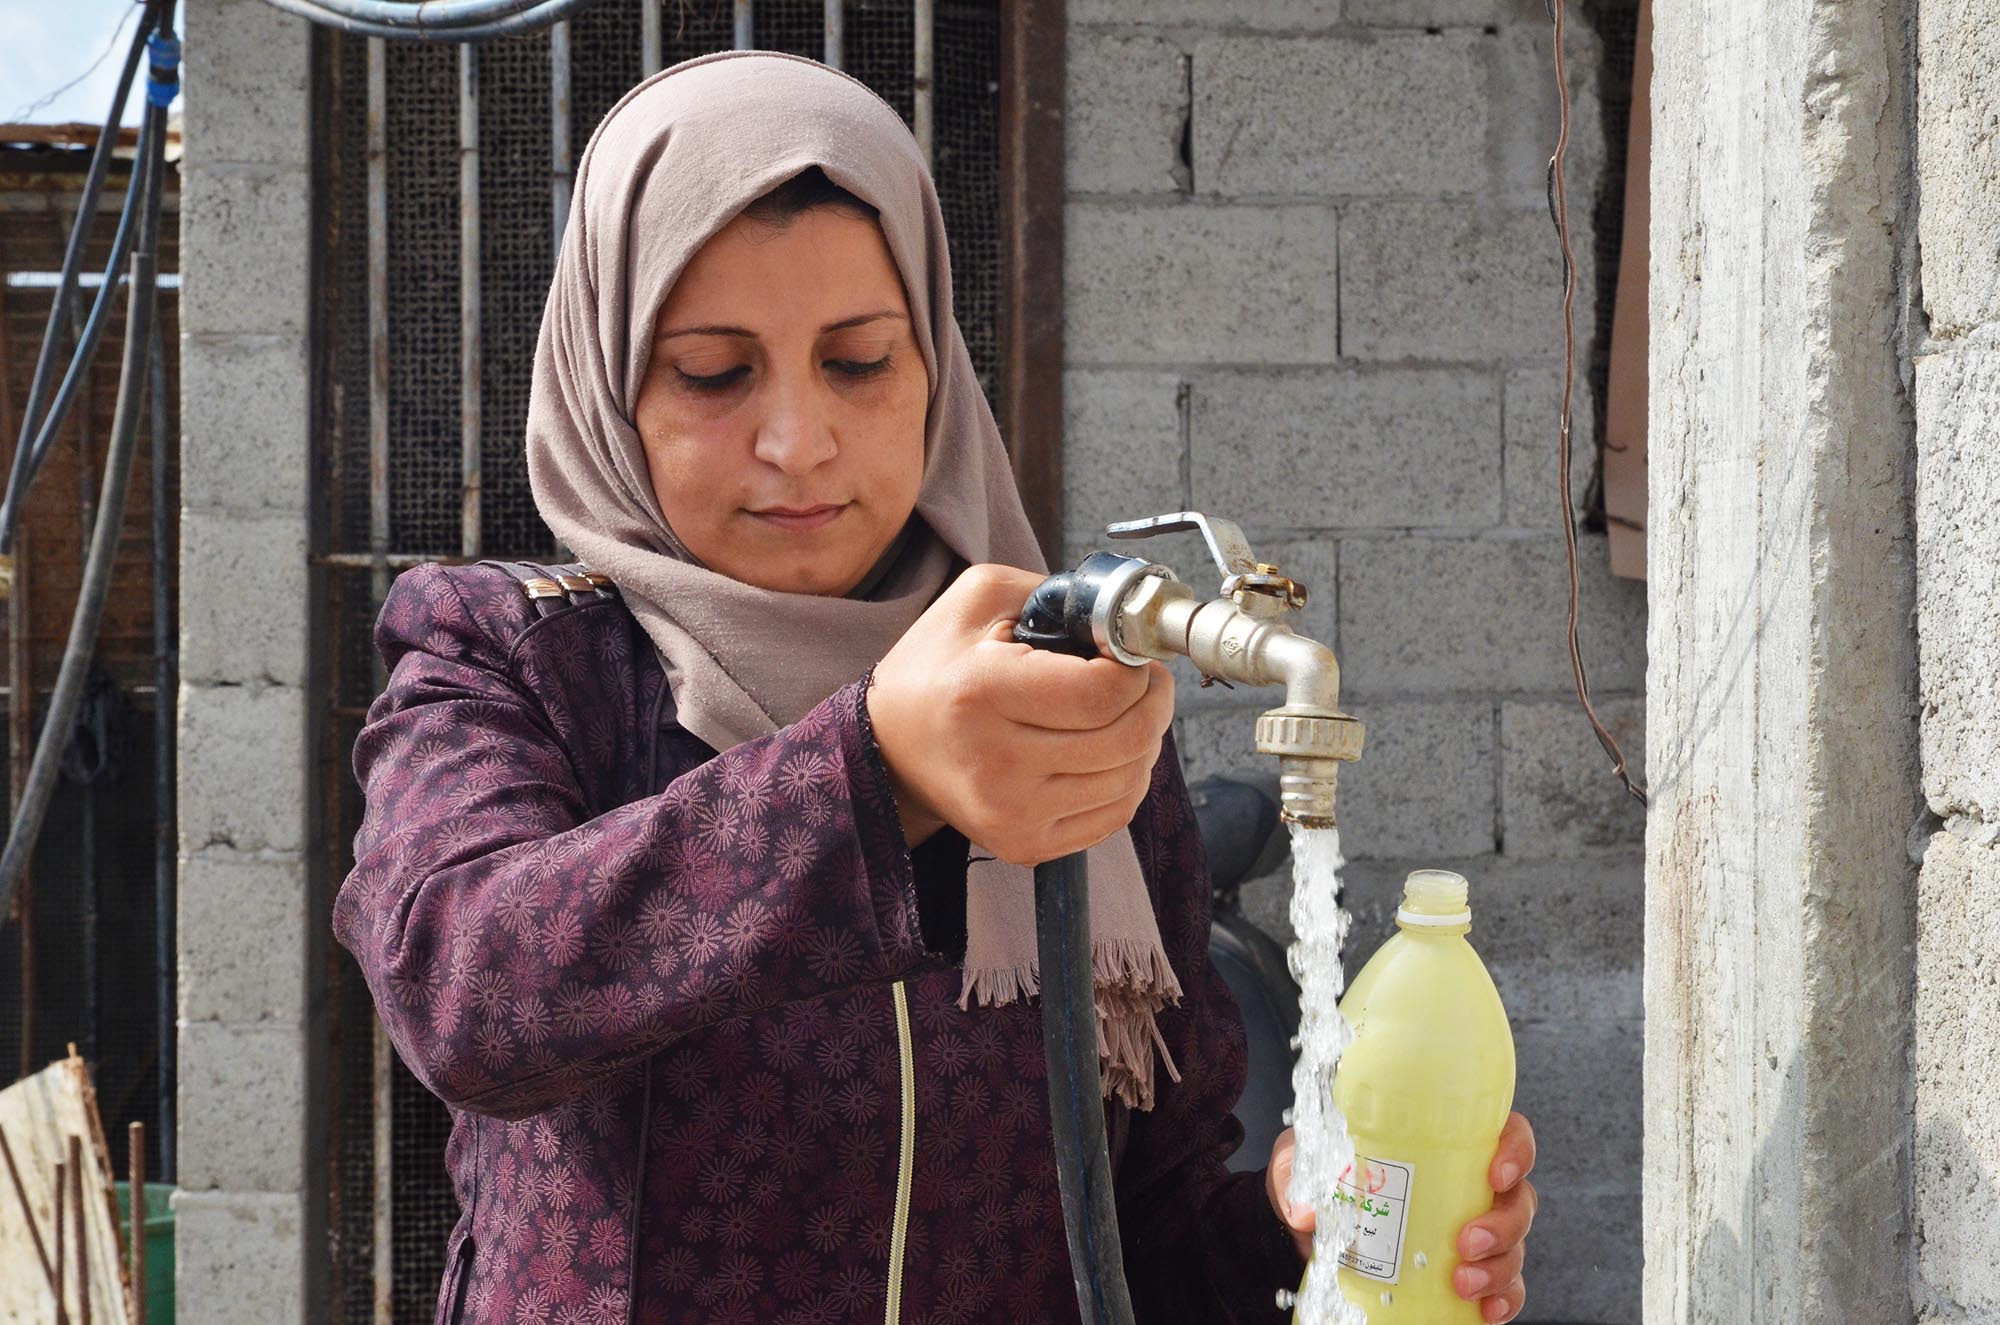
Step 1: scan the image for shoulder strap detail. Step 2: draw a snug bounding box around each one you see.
[481,559,619,619]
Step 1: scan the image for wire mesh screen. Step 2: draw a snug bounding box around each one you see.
[317,5,1003,1319]
[0,140,182,1185]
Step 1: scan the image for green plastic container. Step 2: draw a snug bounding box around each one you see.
[113,1181,175,1325]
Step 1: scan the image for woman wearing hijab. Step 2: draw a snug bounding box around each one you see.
[336,52,1537,1325]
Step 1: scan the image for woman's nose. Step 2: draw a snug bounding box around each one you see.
[752,377,838,475]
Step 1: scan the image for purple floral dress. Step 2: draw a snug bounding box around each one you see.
[335,562,1305,1325]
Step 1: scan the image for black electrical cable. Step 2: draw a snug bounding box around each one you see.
[254,0,596,42]
[1035,852,1138,1325]
[0,15,176,930]
[1,5,159,554]
[0,112,158,553]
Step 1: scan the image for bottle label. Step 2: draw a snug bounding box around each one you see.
[1333,1156,1413,1284]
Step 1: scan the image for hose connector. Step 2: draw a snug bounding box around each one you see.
[1024,511,1366,827]
[147,34,182,108]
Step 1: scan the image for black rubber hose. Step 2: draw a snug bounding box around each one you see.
[0,112,156,551]
[1,5,158,553]
[0,70,168,926]
[1035,852,1137,1325]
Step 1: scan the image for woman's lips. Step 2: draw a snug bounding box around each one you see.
[748,502,848,532]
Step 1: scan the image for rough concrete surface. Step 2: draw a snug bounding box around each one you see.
[171,1191,306,1325]
[1192,33,1490,198]
[1645,2,1918,1322]
[1338,534,1645,697]
[1914,831,2000,1320]
[1189,369,1501,531]
[1065,203,1340,364]
[1915,0,2000,337]
[177,1,320,1319]
[1501,698,1645,859]
[178,848,309,1025]
[1340,203,1576,363]
[1066,31,1187,196]
[1915,347,2000,824]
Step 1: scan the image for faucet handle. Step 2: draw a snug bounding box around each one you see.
[1105,511,1259,577]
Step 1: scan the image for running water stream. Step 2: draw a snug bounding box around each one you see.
[1283,824,1367,1324]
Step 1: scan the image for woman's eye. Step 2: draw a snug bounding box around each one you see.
[675,365,749,393]
[826,355,892,380]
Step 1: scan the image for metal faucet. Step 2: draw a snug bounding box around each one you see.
[1015,511,1364,826]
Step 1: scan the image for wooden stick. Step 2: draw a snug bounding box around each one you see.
[69,1134,89,1325]
[127,1123,145,1325]
[0,1123,58,1295]
[51,1157,67,1325]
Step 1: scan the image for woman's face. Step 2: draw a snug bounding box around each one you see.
[633,205,929,596]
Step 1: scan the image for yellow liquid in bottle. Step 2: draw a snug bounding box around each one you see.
[1293,869,1515,1323]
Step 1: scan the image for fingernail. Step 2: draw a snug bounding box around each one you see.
[1463,1228,1495,1257]
[1497,1162,1520,1189]
[1456,1266,1490,1298]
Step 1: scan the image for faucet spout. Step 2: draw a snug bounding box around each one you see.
[1113,575,1364,827]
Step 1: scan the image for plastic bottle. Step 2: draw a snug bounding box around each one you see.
[1295,868,1516,1322]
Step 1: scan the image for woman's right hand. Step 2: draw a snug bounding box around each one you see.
[867,562,1175,863]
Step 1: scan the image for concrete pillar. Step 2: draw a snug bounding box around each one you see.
[175,0,321,1319]
[1911,4,2000,1319]
[1645,3,1918,1322]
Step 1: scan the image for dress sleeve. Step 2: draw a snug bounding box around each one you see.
[333,563,949,1121]
[1114,734,1307,1324]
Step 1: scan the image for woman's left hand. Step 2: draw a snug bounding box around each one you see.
[1265,1111,1538,1323]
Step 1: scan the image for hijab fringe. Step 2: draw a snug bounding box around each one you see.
[958,937,1184,1110]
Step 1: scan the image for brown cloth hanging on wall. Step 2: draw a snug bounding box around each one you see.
[1604,0,1651,580]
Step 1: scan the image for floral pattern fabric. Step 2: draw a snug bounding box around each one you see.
[336,562,1305,1325]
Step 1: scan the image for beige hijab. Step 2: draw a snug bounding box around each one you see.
[525,51,1180,1108]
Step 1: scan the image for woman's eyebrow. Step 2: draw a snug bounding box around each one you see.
[656,310,905,342]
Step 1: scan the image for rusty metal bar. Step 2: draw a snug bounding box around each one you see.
[641,0,661,75]
[366,38,390,673]
[127,1122,144,1325]
[551,20,573,248]
[823,0,842,69]
[460,44,482,562]
[364,36,393,1325]
[69,1134,86,1325]
[52,1155,66,1325]
[913,0,933,165]
[997,0,1066,564]
[733,0,752,49]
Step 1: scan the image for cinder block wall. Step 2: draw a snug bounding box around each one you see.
[175,0,321,1320]
[1913,4,2000,1320]
[1060,2,1646,1319]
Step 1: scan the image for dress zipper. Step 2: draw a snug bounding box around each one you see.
[885,980,916,1324]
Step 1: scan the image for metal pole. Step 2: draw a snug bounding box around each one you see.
[52,1156,67,1325]
[365,36,393,1325]
[127,1122,145,1325]
[53,201,101,1071]
[147,310,173,1183]
[822,0,841,69]
[459,44,482,562]
[640,0,660,76]
[913,0,933,166]
[733,0,752,50]
[550,20,572,248]
[70,1134,87,1325]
